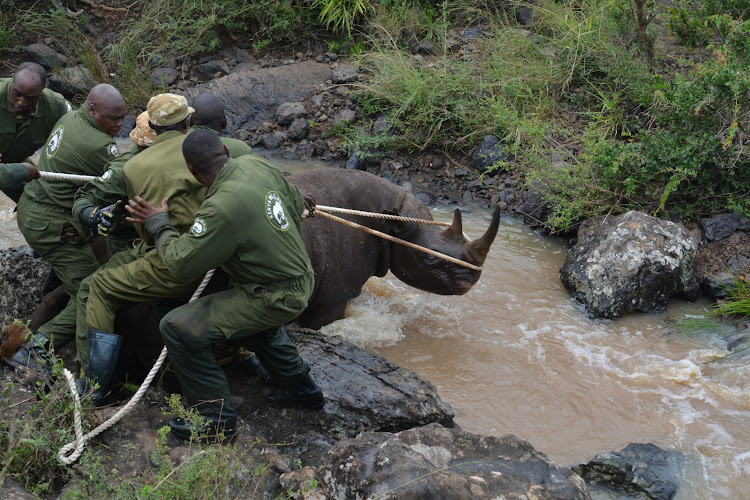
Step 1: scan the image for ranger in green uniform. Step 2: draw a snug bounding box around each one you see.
[188,93,252,158]
[126,129,323,440]
[72,111,157,258]
[0,62,71,201]
[9,84,126,371]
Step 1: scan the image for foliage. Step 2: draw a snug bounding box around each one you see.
[667,0,749,47]
[314,0,375,37]
[714,274,750,319]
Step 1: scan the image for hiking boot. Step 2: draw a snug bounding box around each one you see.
[7,333,52,374]
[169,410,237,442]
[267,372,325,410]
[241,354,271,383]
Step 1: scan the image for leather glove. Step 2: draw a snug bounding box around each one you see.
[88,200,125,237]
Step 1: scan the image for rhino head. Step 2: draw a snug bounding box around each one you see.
[388,205,501,295]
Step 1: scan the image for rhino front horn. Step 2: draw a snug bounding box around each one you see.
[467,205,501,263]
[442,209,463,241]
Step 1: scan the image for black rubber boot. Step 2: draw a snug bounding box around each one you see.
[268,372,325,410]
[7,333,52,373]
[241,354,272,383]
[169,406,237,442]
[75,329,123,407]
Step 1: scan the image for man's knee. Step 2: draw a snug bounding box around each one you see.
[160,306,209,349]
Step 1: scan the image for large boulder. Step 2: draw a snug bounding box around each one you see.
[560,211,698,319]
[283,422,590,499]
[182,60,331,135]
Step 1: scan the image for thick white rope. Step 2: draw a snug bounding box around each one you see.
[58,269,216,464]
[314,205,451,226]
[314,210,482,271]
[39,171,98,182]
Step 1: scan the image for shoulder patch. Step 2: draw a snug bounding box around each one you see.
[190,217,207,237]
[265,191,289,231]
[45,125,64,159]
[107,144,120,158]
[65,101,73,112]
[100,169,113,182]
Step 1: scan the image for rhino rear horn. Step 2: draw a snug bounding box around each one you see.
[466,206,501,263]
[442,209,464,242]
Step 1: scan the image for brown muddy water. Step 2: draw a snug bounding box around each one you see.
[4,148,749,498]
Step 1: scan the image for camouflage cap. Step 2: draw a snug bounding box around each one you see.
[146,93,195,127]
[129,111,157,147]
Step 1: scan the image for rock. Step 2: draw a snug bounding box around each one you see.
[332,64,358,84]
[414,191,436,205]
[311,94,324,108]
[0,475,36,499]
[116,115,137,140]
[48,64,96,99]
[345,152,362,170]
[25,43,67,69]
[472,135,511,175]
[195,59,231,79]
[332,108,356,126]
[517,181,551,228]
[150,67,179,87]
[275,102,307,126]
[325,51,338,61]
[311,423,590,499]
[700,213,750,241]
[574,443,682,500]
[261,132,283,149]
[0,247,50,328]
[702,271,734,298]
[559,211,699,319]
[411,39,434,55]
[287,117,309,141]
[372,114,391,134]
[516,7,534,25]
[222,46,256,65]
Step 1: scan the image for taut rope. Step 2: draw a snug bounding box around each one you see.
[314,205,451,227]
[314,210,482,271]
[58,269,215,465]
[40,171,98,182]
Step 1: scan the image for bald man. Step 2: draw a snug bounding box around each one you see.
[188,93,252,158]
[0,62,72,201]
[10,83,127,371]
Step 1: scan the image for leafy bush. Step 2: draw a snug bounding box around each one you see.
[667,0,749,47]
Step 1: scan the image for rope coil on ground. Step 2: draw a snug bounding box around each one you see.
[58,269,216,465]
[314,210,482,271]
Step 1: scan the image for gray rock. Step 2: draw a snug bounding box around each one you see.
[311,423,589,499]
[48,65,96,99]
[372,114,390,134]
[0,247,49,327]
[516,7,534,25]
[560,211,699,319]
[195,59,231,79]
[574,443,682,500]
[415,191,436,205]
[275,102,307,126]
[325,51,338,61]
[150,67,179,88]
[700,213,750,241]
[412,39,434,55]
[26,43,67,69]
[0,476,36,499]
[472,135,511,175]
[702,271,734,298]
[116,115,137,140]
[345,152,362,170]
[333,108,356,126]
[286,117,309,141]
[332,64,358,84]
[261,132,282,149]
[518,181,551,228]
[222,46,256,64]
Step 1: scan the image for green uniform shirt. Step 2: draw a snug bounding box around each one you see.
[0,77,72,164]
[22,106,120,211]
[188,125,253,158]
[147,156,313,286]
[72,149,140,249]
[123,130,207,246]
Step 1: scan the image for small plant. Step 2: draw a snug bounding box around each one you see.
[714,275,750,319]
[314,0,375,37]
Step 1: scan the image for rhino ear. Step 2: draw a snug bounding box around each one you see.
[442,209,464,242]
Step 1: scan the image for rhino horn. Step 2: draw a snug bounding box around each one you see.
[466,205,501,263]
[442,209,464,241]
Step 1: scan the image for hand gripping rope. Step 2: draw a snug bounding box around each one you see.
[57,269,215,464]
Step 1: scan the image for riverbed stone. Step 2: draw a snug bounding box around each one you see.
[275,102,307,126]
[332,64,358,84]
[150,67,179,87]
[559,211,699,319]
[700,213,750,241]
[573,443,681,500]
[286,117,309,140]
[26,43,67,69]
[472,135,511,175]
[308,422,590,499]
[0,247,49,328]
[48,64,96,99]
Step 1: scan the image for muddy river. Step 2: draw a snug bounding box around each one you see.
[2,149,748,498]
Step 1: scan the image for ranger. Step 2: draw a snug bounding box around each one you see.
[9,83,126,371]
[0,62,71,201]
[126,129,323,440]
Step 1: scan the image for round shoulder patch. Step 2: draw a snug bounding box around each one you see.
[190,217,207,237]
[265,191,289,231]
[107,144,120,158]
[45,125,64,159]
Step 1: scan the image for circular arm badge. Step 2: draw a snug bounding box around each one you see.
[265,191,289,231]
[45,125,64,159]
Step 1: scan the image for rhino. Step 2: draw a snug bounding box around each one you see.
[290,168,500,328]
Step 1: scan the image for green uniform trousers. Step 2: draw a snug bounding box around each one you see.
[160,271,314,416]
[17,196,99,348]
[78,243,201,367]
